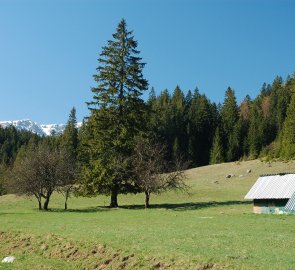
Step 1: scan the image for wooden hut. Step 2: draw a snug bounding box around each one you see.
[245,173,295,214]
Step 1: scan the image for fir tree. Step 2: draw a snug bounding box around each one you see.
[221,87,239,161]
[81,19,148,207]
[247,99,264,157]
[62,107,78,161]
[185,90,193,107]
[187,92,215,166]
[146,87,158,136]
[210,127,224,164]
[173,137,181,160]
[171,86,186,159]
[221,87,239,134]
[60,107,79,210]
[153,89,174,159]
[147,87,156,107]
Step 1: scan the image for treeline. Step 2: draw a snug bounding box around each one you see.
[0,126,39,165]
[1,19,295,210]
[0,127,40,195]
[147,74,295,166]
[0,108,79,207]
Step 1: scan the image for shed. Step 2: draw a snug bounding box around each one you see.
[244,173,295,214]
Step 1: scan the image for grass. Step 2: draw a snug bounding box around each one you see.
[1,159,295,269]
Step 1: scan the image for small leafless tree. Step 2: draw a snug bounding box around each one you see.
[56,154,77,210]
[132,137,189,208]
[10,144,76,211]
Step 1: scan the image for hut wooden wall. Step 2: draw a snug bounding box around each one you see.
[253,199,288,214]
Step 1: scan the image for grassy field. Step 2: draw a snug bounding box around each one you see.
[1,160,295,269]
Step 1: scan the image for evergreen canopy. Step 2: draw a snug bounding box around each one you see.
[80,19,148,207]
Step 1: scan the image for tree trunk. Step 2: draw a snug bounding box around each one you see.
[38,199,42,210]
[64,195,68,211]
[35,194,42,210]
[145,191,150,209]
[64,189,71,211]
[110,188,118,208]
[43,197,50,211]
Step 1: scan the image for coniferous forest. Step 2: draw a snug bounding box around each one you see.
[1,19,295,207]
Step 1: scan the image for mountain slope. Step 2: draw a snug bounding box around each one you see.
[0,119,81,136]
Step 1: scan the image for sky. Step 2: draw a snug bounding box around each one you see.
[0,0,295,124]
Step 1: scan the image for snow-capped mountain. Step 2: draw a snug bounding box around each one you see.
[41,123,67,136]
[0,119,81,136]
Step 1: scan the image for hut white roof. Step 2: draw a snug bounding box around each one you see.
[245,173,295,199]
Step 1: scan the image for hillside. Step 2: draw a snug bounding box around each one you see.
[1,160,295,269]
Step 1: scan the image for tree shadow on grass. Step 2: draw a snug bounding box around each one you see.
[47,206,111,213]
[39,201,252,213]
[119,200,252,211]
[1,207,110,213]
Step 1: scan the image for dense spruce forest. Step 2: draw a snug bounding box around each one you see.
[0,20,294,208]
[147,74,295,166]
[1,74,294,198]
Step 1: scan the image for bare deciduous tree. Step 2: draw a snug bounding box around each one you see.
[10,144,76,211]
[56,155,77,210]
[132,137,189,208]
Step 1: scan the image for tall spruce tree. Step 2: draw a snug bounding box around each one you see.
[62,107,78,161]
[171,86,186,159]
[247,99,264,157]
[60,107,79,210]
[81,19,148,207]
[153,89,174,159]
[239,95,251,156]
[210,127,224,164]
[187,90,216,166]
[187,89,200,164]
[221,87,239,161]
[146,87,158,136]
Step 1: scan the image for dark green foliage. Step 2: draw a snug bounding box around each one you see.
[173,137,181,160]
[210,127,224,164]
[147,87,156,107]
[280,93,295,159]
[144,74,295,164]
[147,89,174,159]
[149,86,218,167]
[80,19,148,207]
[0,182,4,195]
[61,107,78,161]
[171,86,186,159]
[58,107,79,210]
[238,96,251,156]
[269,76,287,133]
[0,126,40,195]
[221,87,239,161]
[248,98,269,157]
[187,91,217,166]
[0,37,294,208]
[0,164,6,195]
[0,126,39,165]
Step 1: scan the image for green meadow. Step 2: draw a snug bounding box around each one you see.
[1,160,295,269]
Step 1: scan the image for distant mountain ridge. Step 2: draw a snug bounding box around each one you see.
[0,119,82,136]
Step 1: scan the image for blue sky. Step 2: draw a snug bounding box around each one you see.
[0,0,294,123]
